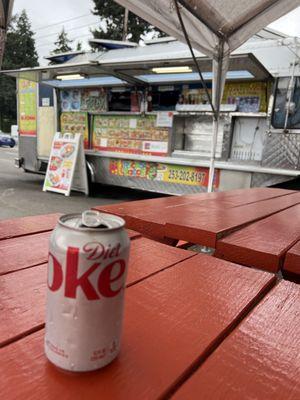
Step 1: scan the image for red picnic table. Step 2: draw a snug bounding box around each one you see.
[1,189,299,399]
[93,187,300,279]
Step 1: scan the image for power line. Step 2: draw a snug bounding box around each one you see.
[35,19,99,41]
[36,32,95,50]
[34,13,93,32]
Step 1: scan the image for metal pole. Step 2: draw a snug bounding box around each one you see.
[123,8,129,41]
[207,118,219,192]
[284,59,296,130]
[0,28,6,68]
[207,40,224,193]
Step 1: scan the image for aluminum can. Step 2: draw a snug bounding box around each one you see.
[44,210,130,372]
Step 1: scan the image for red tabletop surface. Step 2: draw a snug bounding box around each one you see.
[0,213,61,240]
[216,204,300,272]
[0,253,276,400]
[0,237,194,347]
[93,188,294,216]
[163,192,300,247]
[97,190,299,243]
[283,240,300,278]
[173,280,300,400]
[0,232,50,275]
[0,228,141,276]
[185,187,295,207]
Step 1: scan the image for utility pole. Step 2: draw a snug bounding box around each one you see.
[122,8,129,41]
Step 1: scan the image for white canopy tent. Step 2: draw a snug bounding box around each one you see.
[115,0,300,191]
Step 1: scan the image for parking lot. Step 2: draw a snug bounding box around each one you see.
[0,146,161,220]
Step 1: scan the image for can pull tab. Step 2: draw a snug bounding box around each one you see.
[81,210,105,228]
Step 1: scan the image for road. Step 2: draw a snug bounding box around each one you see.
[0,146,162,220]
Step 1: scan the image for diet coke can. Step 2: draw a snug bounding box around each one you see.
[44,210,130,372]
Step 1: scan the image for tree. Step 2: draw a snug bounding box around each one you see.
[91,0,166,44]
[76,41,82,51]
[0,10,39,132]
[52,28,73,54]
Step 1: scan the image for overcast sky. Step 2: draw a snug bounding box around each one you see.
[13,0,300,65]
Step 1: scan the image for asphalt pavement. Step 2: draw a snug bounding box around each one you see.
[0,146,162,220]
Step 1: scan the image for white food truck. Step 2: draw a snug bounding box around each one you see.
[2,29,300,194]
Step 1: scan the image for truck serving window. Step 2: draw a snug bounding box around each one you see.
[272,77,300,129]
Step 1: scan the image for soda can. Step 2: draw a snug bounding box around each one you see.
[44,210,130,372]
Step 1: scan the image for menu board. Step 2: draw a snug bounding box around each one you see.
[61,112,89,149]
[81,88,107,112]
[93,115,169,156]
[60,88,108,113]
[43,133,88,196]
[222,82,267,113]
[180,81,267,112]
[109,159,220,188]
[18,79,37,136]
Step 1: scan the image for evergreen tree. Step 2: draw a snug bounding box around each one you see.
[91,0,166,44]
[52,28,73,54]
[76,41,82,51]
[0,10,38,132]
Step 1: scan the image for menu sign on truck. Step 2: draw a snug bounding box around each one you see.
[93,114,170,156]
[60,112,89,149]
[18,79,37,136]
[43,133,88,196]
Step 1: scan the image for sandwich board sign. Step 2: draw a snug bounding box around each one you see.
[43,132,89,196]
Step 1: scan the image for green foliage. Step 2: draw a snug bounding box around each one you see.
[0,10,38,132]
[52,28,73,54]
[91,0,166,44]
[76,41,83,51]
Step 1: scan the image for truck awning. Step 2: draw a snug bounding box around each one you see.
[0,52,271,85]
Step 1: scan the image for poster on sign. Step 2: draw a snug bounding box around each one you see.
[43,133,89,196]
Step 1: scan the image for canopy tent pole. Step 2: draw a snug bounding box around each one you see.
[0,0,14,68]
[208,40,229,192]
[173,0,229,193]
[0,27,5,67]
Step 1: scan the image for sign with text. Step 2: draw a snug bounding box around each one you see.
[18,79,37,136]
[109,159,220,188]
[43,133,88,196]
[156,111,174,128]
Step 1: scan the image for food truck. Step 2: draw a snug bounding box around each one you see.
[3,30,300,194]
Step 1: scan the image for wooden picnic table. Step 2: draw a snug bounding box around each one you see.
[1,190,299,399]
[173,280,300,400]
[283,240,300,282]
[93,188,300,276]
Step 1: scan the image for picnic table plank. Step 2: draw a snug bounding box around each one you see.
[185,187,295,207]
[283,240,300,281]
[93,188,295,217]
[0,237,194,347]
[163,192,300,247]
[0,253,275,400]
[0,229,141,276]
[93,189,297,242]
[0,232,51,276]
[173,280,300,400]
[215,204,300,272]
[0,213,61,240]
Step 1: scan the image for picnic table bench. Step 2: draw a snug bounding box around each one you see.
[1,188,299,399]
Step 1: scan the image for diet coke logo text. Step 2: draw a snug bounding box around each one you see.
[48,242,126,300]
